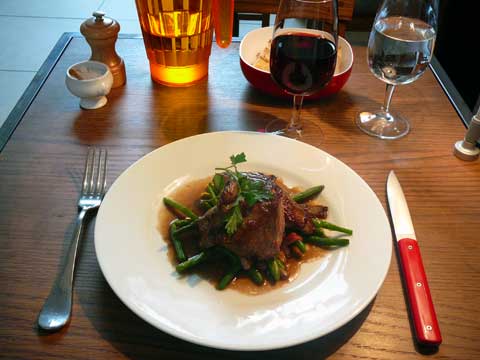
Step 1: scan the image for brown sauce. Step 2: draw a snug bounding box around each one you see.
[158,177,328,295]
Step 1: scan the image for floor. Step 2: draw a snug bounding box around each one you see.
[0,0,263,128]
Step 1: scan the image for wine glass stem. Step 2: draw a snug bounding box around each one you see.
[290,95,304,130]
[382,84,396,114]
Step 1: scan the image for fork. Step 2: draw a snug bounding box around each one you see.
[38,148,108,331]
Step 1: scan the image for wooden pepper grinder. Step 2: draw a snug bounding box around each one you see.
[80,11,126,88]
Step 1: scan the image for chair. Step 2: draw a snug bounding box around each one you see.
[233,0,356,36]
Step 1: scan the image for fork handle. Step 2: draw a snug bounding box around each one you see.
[38,208,88,331]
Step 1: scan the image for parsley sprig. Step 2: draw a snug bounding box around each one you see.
[215,153,247,178]
[225,203,243,236]
[215,153,272,236]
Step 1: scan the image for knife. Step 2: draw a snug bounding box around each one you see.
[386,170,442,346]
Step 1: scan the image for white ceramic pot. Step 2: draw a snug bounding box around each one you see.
[65,60,114,110]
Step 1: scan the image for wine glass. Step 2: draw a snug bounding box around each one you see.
[267,0,338,137]
[356,0,438,139]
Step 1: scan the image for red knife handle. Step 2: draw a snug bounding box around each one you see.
[398,238,442,345]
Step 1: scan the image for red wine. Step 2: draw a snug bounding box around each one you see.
[270,32,337,95]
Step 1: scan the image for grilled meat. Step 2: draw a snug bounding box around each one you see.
[277,181,328,234]
[198,173,285,260]
[197,172,327,260]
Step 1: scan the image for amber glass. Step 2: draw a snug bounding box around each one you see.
[212,0,234,48]
[134,0,215,86]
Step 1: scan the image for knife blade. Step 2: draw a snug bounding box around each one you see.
[387,170,442,346]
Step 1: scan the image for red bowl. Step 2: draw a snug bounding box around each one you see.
[239,26,353,99]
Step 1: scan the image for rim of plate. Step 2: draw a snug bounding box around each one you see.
[94,131,392,351]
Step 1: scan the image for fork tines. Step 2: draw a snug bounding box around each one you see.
[82,147,108,197]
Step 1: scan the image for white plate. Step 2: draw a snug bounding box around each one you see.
[95,131,392,351]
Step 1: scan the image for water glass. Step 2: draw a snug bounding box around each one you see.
[356,0,438,139]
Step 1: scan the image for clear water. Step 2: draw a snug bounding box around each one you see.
[368,16,436,85]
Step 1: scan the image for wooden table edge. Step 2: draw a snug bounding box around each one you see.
[0,32,72,152]
[429,57,472,127]
[0,31,471,153]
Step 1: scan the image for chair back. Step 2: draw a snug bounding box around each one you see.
[234,0,355,35]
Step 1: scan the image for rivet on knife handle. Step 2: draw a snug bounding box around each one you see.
[398,238,442,345]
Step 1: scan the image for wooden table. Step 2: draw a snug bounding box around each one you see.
[0,34,479,360]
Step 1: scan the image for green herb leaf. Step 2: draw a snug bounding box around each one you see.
[244,190,271,207]
[215,153,247,174]
[239,177,272,207]
[225,205,243,236]
[230,153,247,166]
[221,153,272,236]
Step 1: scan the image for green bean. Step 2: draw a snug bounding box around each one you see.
[267,258,280,282]
[207,183,218,203]
[313,219,352,235]
[293,240,307,253]
[176,251,209,272]
[199,199,214,210]
[277,259,288,279]
[173,220,198,235]
[170,223,186,262]
[275,258,286,270]
[172,218,194,228]
[212,173,224,192]
[291,245,303,258]
[274,258,289,279]
[212,246,243,290]
[199,175,223,211]
[215,246,241,265]
[305,236,350,247]
[314,227,326,237]
[247,267,264,285]
[163,197,198,220]
[217,264,241,290]
[292,185,325,203]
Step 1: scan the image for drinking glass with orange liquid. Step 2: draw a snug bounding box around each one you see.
[134,0,234,86]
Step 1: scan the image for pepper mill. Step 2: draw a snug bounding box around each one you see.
[80,11,126,88]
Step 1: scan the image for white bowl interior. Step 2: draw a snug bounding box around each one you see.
[239,26,353,76]
[67,60,109,81]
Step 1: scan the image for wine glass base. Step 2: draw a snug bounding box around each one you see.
[265,119,303,138]
[355,110,410,139]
